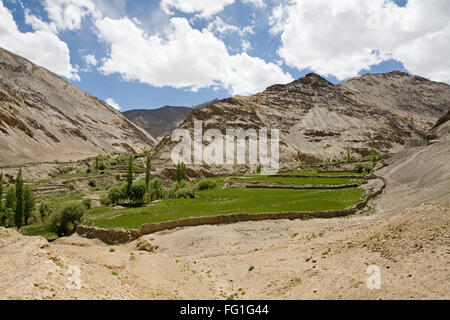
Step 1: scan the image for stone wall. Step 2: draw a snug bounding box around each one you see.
[76,225,139,245]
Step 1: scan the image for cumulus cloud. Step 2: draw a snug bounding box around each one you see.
[105,98,120,110]
[271,0,450,83]
[95,16,293,95]
[83,54,97,66]
[242,0,265,8]
[160,0,235,18]
[0,0,79,80]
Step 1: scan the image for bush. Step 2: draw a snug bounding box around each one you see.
[82,198,92,210]
[107,185,123,205]
[88,178,96,188]
[355,163,364,173]
[196,179,217,191]
[363,161,375,173]
[149,178,164,201]
[46,203,85,237]
[130,180,147,204]
[0,207,14,227]
[98,162,106,171]
[39,200,57,220]
[100,194,112,206]
[167,181,195,199]
[86,168,91,174]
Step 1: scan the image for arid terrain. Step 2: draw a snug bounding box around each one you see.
[1,199,448,300]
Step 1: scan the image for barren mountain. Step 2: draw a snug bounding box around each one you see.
[152,72,450,177]
[123,99,217,140]
[340,71,450,130]
[0,47,157,165]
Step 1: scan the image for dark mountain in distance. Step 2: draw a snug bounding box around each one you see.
[123,99,218,140]
[0,47,157,165]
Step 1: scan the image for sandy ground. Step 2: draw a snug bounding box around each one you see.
[0,200,448,300]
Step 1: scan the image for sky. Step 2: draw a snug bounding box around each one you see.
[0,0,449,112]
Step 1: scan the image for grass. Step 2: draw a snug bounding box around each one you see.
[233,176,363,186]
[278,170,366,176]
[20,224,57,241]
[84,186,365,229]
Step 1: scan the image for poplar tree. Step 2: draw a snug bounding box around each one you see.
[145,154,152,191]
[126,155,134,200]
[14,169,24,229]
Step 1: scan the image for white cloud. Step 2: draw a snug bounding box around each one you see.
[95,16,293,95]
[41,0,101,32]
[105,98,120,110]
[272,0,450,83]
[0,0,79,80]
[160,0,235,18]
[83,54,97,66]
[206,16,254,37]
[241,39,252,52]
[242,0,265,8]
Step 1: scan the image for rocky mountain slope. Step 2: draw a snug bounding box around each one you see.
[123,99,217,140]
[0,47,156,165]
[152,72,449,176]
[340,71,450,130]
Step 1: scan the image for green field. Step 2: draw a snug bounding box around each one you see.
[232,176,363,186]
[84,186,366,229]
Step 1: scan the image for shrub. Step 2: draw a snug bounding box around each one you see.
[88,178,96,188]
[39,200,57,220]
[355,163,364,173]
[82,198,92,210]
[107,185,123,205]
[149,178,164,201]
[100,194,112,206]
[0,207,14,227]
[196,179,217,191]
[363,161,375,173]
[176,163,187,183]
[130,180,147,204]
[98,162,106,171]
[86,168,91,174]
[167,181,195,199]
[46,203,85,237]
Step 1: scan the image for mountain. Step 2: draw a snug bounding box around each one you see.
[0,47,157,165]
[151,72,450,177]
[123,99,218,140]
[340,71,450,130]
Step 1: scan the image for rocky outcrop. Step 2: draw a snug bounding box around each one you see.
[0,47,157,165]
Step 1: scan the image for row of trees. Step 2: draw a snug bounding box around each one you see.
[0,170,35,229]
[100,156,195,207]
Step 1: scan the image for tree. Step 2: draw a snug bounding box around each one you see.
[126,155,134,201]
[0,172,3,210]
[149,178,164,201]
[176,162,187,183]
[14,169,24,229]
[107,185,122,206]
[46,203,85,237]
[23,186,35,225]
[5,187,16,210]
[130,180,146,205]
[145,154,152,191]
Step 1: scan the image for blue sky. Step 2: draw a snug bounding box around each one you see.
[1,0,449,111]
